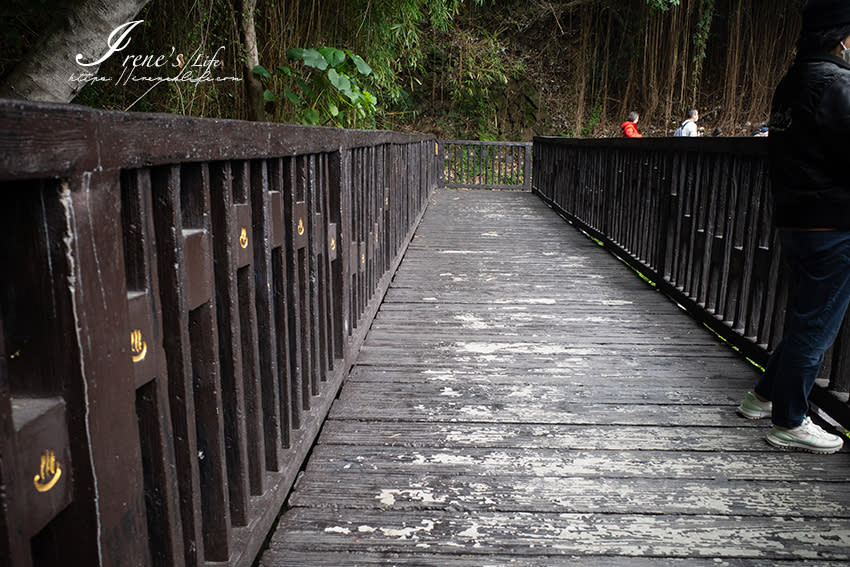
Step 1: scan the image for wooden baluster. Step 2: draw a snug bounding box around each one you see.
[248,159,284,466]
[265,158,293,451]
[208,161,252,524]
[123,168,185,567]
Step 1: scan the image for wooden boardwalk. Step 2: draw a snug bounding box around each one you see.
[259,189,850,566]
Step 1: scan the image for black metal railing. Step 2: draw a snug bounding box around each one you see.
[533,136,850,428]
[0,99,437,567]
[439,140,532,190]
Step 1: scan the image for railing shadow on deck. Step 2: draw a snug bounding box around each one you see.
[0,99,437,567]
[533,135,850,429]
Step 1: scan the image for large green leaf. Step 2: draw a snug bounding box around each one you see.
[319,47,345,68]
[283,88,301,105]
[263,89,276,102]
[301,108,321,125]
[302,48,328,70]
[285,47,305,60]
[327,69,352,93]
[345,89,362,104]
[287,47,327,70]
[346,51,373,76]
[295,77,313,97]
[252,64,272,79]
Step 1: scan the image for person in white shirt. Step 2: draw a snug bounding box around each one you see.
[679,108,699,136]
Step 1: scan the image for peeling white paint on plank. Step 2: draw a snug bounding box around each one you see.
[272,508,850,561]
[263,550,782,566]
[290,473,850,517]
[305,445,848,482]
[317,422,766,451]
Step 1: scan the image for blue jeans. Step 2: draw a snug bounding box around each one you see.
[755,230,850,428]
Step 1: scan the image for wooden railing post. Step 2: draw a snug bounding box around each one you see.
[655,149,675,286]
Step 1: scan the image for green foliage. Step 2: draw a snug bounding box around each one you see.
[691,0,715,100]
[353,0,460,109]
[581,97,604,137]
[338,1,491,113]
[646,0,681,11]
[256,47,377,128]
[420,25,518,138]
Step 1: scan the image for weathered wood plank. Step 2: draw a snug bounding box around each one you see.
[263,551,781,567]
[381,288,672,304]
[349,363,755,390]
[332,380,752,414]
[371,310,724,328]
[270,508,850,561]
[354,345,743,368]
[328,396,755,426]
[317,421,765,450]
[301,444,848,482]
[363,327,725,346]
[348,359,760,379]
[288,472,850,517]
[348,367,756,385]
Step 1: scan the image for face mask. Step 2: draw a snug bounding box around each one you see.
[841,41,850,64]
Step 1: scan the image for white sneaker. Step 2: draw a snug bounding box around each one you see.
[736,391,772,419]
[766,417,844,454]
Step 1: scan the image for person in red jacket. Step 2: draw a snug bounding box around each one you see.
[621,111,642,137]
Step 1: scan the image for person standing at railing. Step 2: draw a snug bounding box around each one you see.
[673,108,699,136]
[621,111,643,138]
[736,0,850,455]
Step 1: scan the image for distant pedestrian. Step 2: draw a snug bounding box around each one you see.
[673,108,699,136]
[712,127,724,136]
[735,0,850,454]
[621,111,642,138]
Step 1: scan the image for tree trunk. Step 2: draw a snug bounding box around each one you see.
[0,0,151,102]
[238,0,265,121]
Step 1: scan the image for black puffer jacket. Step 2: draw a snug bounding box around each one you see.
[768,52,850,229]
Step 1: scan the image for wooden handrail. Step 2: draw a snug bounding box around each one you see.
[0,99,437,567]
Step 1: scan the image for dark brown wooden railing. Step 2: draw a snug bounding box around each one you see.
[439,140,532,190]
[0,99,437,567]
[533,135,850,428]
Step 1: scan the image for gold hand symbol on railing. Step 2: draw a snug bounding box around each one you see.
[131,329,147,363]
[297,218,305,236]
[239,227,249,249]
[330,237,336,251]
[33,450,62,493]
